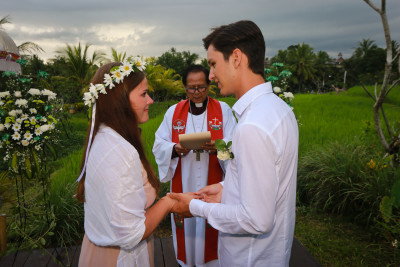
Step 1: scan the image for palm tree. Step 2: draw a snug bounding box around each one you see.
[287,43,317,92]
[182,51,199,68]
[57,42,105,90]
[110,47,127,62]
[146,61,184,101]
[353,38,378,58]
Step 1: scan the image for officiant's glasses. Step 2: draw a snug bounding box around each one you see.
[185,86,208,94]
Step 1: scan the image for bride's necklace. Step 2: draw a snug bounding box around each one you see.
[189,99,208,161]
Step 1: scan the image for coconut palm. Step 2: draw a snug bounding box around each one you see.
[353,38,378,58]
[57,42,105,92]
[287,43,317,92]
[146,61,184,101]
[110,47,127,62]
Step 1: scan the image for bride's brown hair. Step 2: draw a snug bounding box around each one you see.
[76,62,159,202]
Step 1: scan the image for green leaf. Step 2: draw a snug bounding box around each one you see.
[379,196,394,223]
[227,141,232,148]
[45,143,57,160]
[25,156,32,179]
[11,153,18,172]
[215,139,226,150]
[391,180,400,208]
[40,237,46,246]
[31,149,41,174]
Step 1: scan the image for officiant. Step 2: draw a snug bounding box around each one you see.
[152,64,236,267]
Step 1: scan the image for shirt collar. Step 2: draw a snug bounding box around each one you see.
[232,82,272,119]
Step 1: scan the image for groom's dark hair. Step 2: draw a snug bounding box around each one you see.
[202,20,265,77]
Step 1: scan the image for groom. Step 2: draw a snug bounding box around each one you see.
[169,20,299,266]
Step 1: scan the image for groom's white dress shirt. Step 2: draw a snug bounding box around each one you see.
[190,82,299,267]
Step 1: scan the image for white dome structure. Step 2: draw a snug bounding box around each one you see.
[0,30,21,74]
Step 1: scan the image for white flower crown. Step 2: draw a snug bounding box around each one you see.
[83,57,147,107]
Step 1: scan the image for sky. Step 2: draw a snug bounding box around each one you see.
[2,0,400,63]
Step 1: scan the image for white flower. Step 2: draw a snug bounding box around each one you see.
[15,99,28,107]
[29,108,37,114]
[34,128,42,136]
[21,114,29,120]
[28,88,41,95]
[0,91,10,98]
[16,109,23,114]
[89,84,99,99]
[49,123,55,130]
[40,117,47,122]
[9,110,17,117]
[4,123,11,129]
[133,57,146,71]
[12,132,21,140]
[42,89,57,100]
[30,117,37,124]
[273,87,281,93]
[14,91,22,98]
[217,150,231,161]
[103,74,114,89]
[0,100,3,106]
[21,140,29,146]
[83,92,94,106]
[111,69,123,84]
[120,61,133,77]
[393,239,398,248]
[40,124,50,132]
[23,132,33,140]
[35,144,41,151]
[16,118,23,124]
[95,83,107,94]
[283,92,294,100]
[12,123,21,131]
[0,124,4,131]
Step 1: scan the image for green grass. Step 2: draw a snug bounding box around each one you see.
[292,89,400,156]
[295,207,398,267]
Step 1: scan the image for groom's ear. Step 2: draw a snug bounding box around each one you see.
[231,48,243,69]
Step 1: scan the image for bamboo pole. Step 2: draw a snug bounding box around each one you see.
[0,214,6,254]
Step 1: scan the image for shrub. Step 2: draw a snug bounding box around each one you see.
[297,139,398,227]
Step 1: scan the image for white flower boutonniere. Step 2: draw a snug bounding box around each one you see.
[215,139,234,161]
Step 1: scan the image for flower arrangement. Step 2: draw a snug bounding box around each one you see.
[215,139,234,161]
[83,57,146,107]
[265,62,294,108]
[0,67,58,176]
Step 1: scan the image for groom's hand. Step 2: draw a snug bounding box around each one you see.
[168,192,197,217]
[196,183,223,203]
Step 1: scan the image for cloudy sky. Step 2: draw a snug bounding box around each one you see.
[2,0,400,62]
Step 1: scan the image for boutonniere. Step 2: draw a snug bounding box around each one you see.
[215,139,234,161]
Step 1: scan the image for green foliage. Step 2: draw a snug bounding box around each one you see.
[145,63,185,101]
[297,140,398,226]
[48,150,84,247]
[156,47,199,76]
